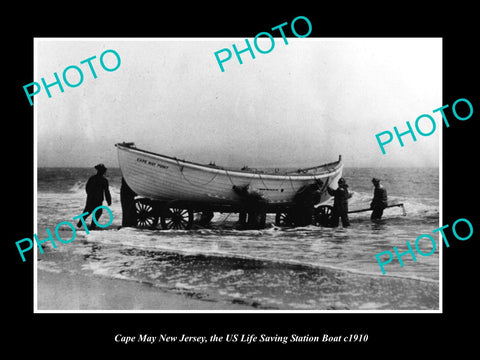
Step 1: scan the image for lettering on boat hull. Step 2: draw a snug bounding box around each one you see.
[136,157,168,169]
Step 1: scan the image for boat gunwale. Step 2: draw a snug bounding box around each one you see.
[116,143,343,180]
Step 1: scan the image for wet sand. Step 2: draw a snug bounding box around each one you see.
[35,226,439,311]
[36,228,253,311]
[37,269,253,311]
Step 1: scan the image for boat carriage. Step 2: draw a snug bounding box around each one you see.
[116,142,344,229]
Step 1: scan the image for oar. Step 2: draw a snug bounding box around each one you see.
[348,203,406,216]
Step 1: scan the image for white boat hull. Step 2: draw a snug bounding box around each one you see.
[116,143,343,211]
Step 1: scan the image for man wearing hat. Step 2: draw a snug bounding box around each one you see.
[77,163,112,229]
[370,178,388,221]
[327,177,352,227]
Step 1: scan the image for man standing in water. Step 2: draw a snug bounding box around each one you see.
[370,178,388,221]
[327,177,352,227]
[77,163,112,230]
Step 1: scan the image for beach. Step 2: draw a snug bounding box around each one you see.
[37,229,253,311]
[36,167,440,311]
[38,269,252,311]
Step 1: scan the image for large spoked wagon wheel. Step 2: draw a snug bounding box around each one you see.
[275,212,294,227]
[314,205,333,227]
[134,199,159,229]
[161,207,194,230]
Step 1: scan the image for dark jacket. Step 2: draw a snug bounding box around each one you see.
[371,185,388,209]
[327,185,351,213]
[86,174,111,207]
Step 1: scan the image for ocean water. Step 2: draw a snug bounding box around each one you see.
[36,167,440,310]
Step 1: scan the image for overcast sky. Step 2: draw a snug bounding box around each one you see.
[35,38,441,168]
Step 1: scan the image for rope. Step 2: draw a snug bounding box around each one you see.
[224,169,235,186]
[288,176,296,191]
[256,173,290,190]
[275,175,288,189]
[319,177,330,194]
[177,160,219,186]
[258,173,269,189]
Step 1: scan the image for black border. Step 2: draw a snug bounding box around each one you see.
[7,5,479,354]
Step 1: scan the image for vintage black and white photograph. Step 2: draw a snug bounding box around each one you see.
[34,37,441,312]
